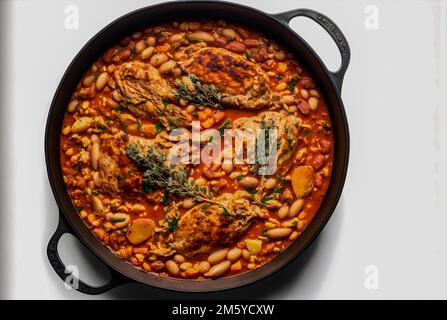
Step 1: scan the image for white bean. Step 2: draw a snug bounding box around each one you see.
[204,260,231,278]
[221,163,234,173]
[227,248,242,262]
[135,40,146,54]
[166,260,179,275]
[266,228,293,240]
[95,72,108,91]
[67,100,80,113]
[289,199,304,218]
[141,46,155,60]
[238,177,258,188]
[159,60,177,74]
[222,29,237,39]
[264,178,277,190]
[83,75,95,87]
[150,53,169,66]
[277,205,289,219]
[199,261,211,274]
[308,97,319,110]
[208,249,228,265]
[91,142,100,170]
[187,31,214,42]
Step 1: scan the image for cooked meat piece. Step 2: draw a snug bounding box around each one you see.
[178,47,271,109]
[233,111,301,175]
[170,191,267,257]
[114,61,192,128]
[97,153,120,193]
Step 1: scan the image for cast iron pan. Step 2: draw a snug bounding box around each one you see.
[46,0,350,294]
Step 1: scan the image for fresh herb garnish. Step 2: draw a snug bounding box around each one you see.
[113,106,125,113]
[162,99,169,109]
[218,119,231,136]
[275,74,283,81]
[174,74,221,108]
[287,74,299,91]
[166,214,179,231]
[126,144,226,207]
[303,128,310,137]
[91,191,100,196]
[111,218,126,223]
[245,50,253,61]
[155,122,162,134]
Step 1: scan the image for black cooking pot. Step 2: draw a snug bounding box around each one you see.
[46,0,350,294]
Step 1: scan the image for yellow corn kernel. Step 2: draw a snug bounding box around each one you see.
[264,222,277,229]
[247,263,256,270]
[297,220,305,231]
[80,210,88,219]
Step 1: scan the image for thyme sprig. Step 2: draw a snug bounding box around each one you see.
[125,144,225,207]
[174,74,221,108]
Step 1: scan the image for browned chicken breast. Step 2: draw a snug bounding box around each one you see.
[170,191,267,257]
[178,47,272,109]
[114,61,192,128]
[233,111,301,176]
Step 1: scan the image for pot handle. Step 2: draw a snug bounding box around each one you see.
[47,212,128,295]
[273,9,350,92]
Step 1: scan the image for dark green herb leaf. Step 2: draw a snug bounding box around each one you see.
[218,119,231,136]
[155,122,162,134]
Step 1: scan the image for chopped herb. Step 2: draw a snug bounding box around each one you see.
[260,195,272,206]
[161,191,171,205]
[116,175,124,181]
[208,135,214,143]
[222,206,230,216]
[155,122,162,134]
[166,215,178,231]
[130,47,136,58]
[245,50,253,61]
[218,119,231,136]
[91,191,100,196]
[126,144,226,208]
[75,206,84,212]
[323,122,331,132]
[245,187,257,195]
[288,74,299,91]
[162,99,169,109]
[113,106,125,113]
[275,74,283,81]
[193,111,198,118]
[111,218,126,223]
[201,204,210,210]
[227,37,236,42]
[303,128,310,137]
[235,175,245,181]
[136,119,142,131]
[122,228,128,234]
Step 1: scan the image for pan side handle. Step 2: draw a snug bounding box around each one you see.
[47,212,128,295]
[273,9,351,92]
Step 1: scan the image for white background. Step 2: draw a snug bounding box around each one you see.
[1,0,446,299]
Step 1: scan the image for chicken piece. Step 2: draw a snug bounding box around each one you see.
[97,153,120,193]
[114,61,192,128]
[233,111,301,176]
[178,47,271,109]
[170,191,267,257]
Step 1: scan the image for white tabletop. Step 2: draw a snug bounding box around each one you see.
[1,0,446,299]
